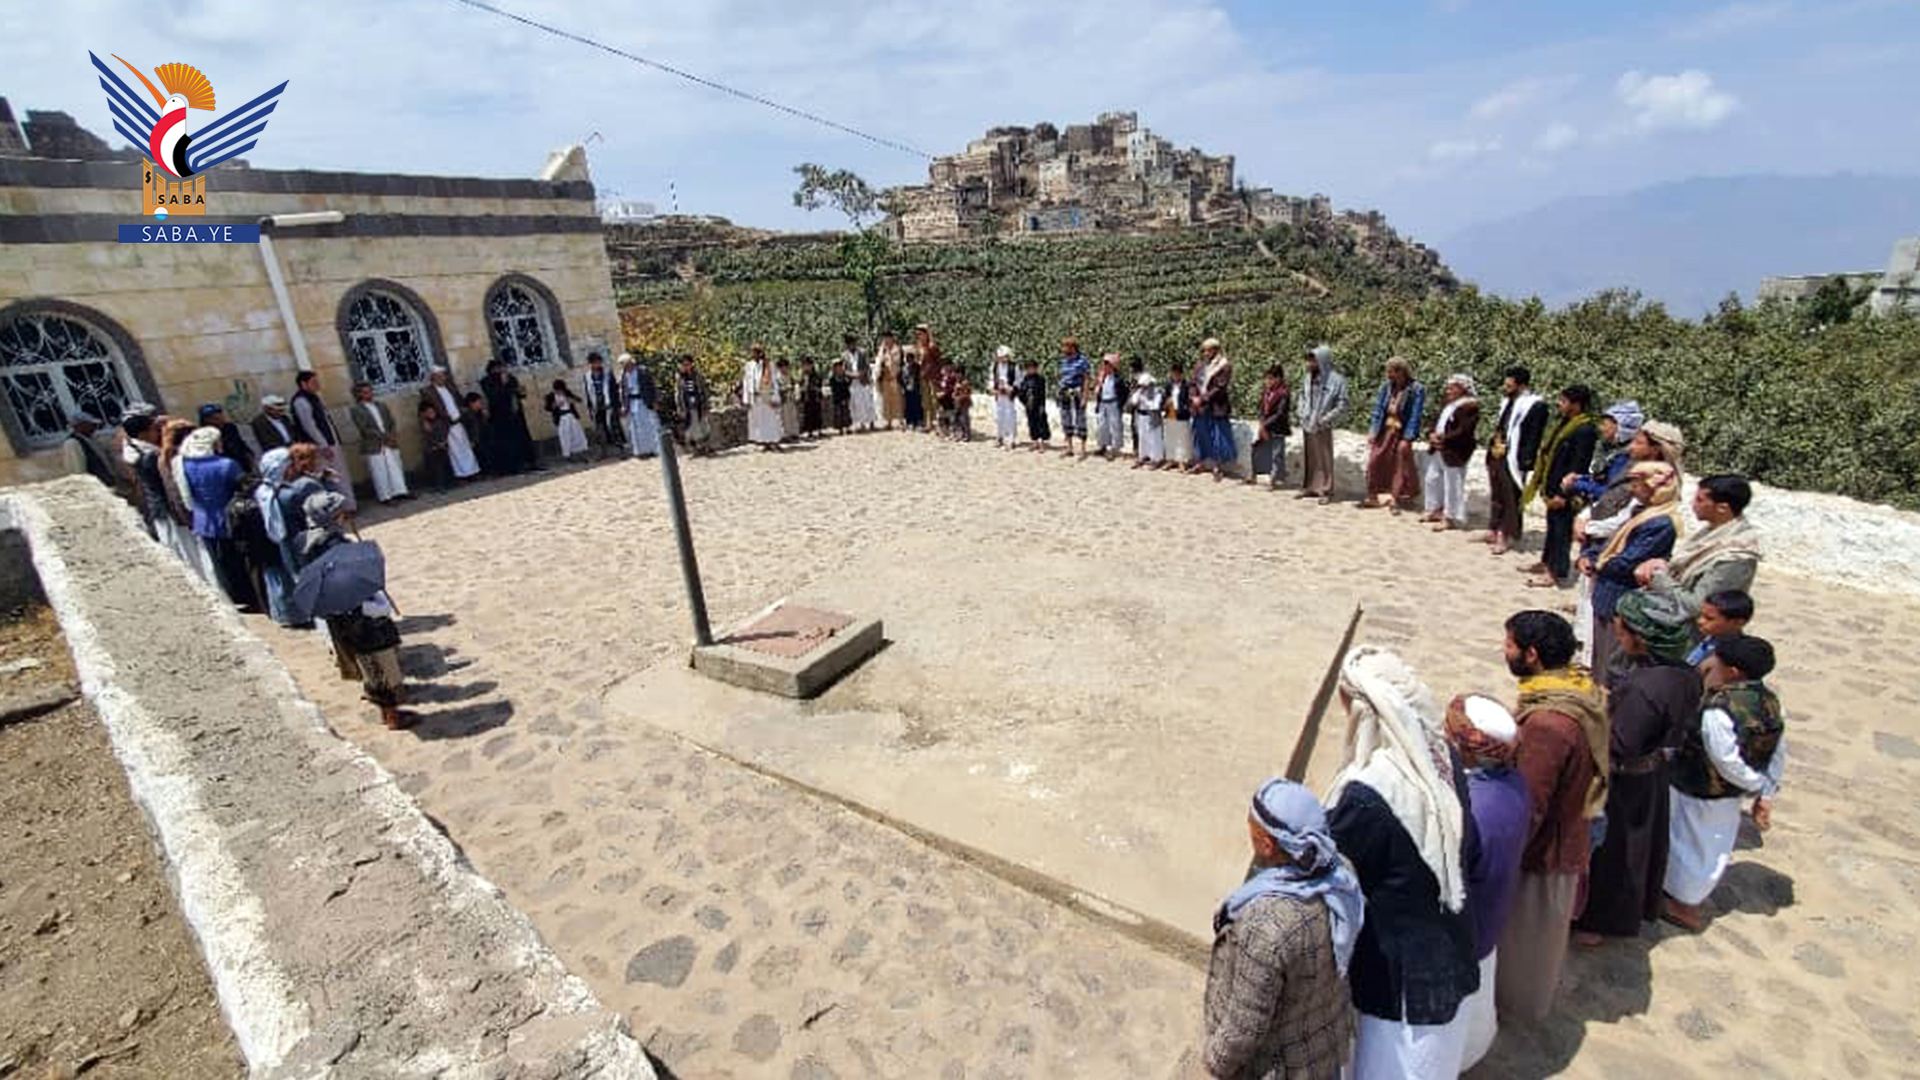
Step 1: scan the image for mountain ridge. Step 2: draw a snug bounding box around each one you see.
[1440,173,1920,315]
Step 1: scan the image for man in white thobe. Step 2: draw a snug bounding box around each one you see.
[843,334,878,432]
[349,381,410,504]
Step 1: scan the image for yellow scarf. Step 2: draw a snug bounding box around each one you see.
[1516,668,1610,818]
[1520,412,1596,509]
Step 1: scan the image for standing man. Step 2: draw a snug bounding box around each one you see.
[251,394,296,453]
[1361,358,1425,512]
[620,353,662,459]
[1636,474,1763,623]
[581,351,625,458]
[1522,385,1599,589]
[1483,367,1548,556]
[674,354,714,455]
[1325,647,1478,1078]
[1200,777,1363,1080]
[1421,374,1480,531]
[1056,337,1092,459]
[1294,345,1349,503]
[1248,364,1292,490]
[1663,634,1785,932]
[914,326,944,438]
[1574,590,1701,946]
[989,345,1021,449]
[418,367,482,482]
[290,370,354,512]
[844,333,878,433]
[348,382,410,504]
[1190,338,1235,482]
[741,345,784,451]
[61,412,117,488]
[198,404,256,472]
[480,360,540,473]
[1495,611,1607,1023]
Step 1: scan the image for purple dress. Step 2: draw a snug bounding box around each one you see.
[1464,766,1532,959]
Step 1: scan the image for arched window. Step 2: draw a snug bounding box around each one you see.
[0,304,147,451]
[338,282,439,391]
[485,275,569,368]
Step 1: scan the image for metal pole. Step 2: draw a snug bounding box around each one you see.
[657,426,713,647]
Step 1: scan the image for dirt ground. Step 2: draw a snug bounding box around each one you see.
[0,604,243,1080]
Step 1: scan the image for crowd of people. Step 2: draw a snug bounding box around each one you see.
[59,324,1788,1077]
[1201,588,1783,1078]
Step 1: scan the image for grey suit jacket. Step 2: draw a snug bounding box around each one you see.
[349,400,399,456]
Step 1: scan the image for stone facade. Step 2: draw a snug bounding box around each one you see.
[0,129,621,489]
[1754,237,1920,315]
[0,98,26,157]
[884,110,1416,252]
[1870,237,1920,316]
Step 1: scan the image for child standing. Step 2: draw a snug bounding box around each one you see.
[951,368,974,442]
[1019,359,1050,451]
[1688,590,1754,667]
[935,363,961,439]
[1092,353,1128,460]
[828,358,854,435]
[546,379,591,461]
[1130,370,1166,470]
[417,399,453,492]
[1164,361,1194,469]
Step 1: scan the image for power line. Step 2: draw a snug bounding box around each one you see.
[446,0,935,160]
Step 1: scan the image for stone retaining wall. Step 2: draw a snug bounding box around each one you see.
[0,478,653,1079]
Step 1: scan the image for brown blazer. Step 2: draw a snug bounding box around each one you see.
[1432,399,1480,468]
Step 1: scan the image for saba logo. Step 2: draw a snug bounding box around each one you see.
[89,51,289,220]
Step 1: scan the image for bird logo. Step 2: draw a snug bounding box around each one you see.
[89,51,288,180]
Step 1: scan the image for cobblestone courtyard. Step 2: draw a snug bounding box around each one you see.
[259,432,1920,1079]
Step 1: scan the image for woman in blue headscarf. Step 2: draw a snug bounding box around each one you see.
[1201,777,1364,1080]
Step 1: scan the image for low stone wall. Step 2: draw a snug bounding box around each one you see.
[970,398,1920,598]
[0,479,653,1079]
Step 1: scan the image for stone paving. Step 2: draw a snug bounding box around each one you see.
[257,431,1920,1079]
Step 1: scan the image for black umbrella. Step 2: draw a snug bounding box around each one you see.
[290,540,387,624]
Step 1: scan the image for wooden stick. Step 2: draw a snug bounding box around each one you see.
[1284,603,1365,783]
[1243,604,1365,882]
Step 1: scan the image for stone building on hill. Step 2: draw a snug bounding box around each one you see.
[1755,237,1920,316]
[883,110,1430,271]
[0,99,620,489]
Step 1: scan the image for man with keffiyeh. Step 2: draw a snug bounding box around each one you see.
[1201,778,1363,1080]
[1324,647,1480,1078]
[1575,590,1702,946]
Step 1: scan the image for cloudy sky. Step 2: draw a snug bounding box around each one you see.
[4,0,1917,244]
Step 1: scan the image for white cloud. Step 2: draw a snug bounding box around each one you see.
[1615,70,1740,132]
[1669,2,1792,41]
[1535,122,1580,152]
[1428,137,1502,163]
[1467,75,1577,122]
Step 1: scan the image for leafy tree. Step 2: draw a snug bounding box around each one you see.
[791,164,880,230]
[1807,274,1861,326]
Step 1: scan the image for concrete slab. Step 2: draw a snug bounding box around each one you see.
[612,531,1362,939]
[691,599,883,698]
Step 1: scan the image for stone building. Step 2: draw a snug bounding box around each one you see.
[886,111,1369,244]
[0,106,619,489]
[1754,237,1920,316]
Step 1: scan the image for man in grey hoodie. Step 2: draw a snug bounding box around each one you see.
[1295,344,1350,503]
